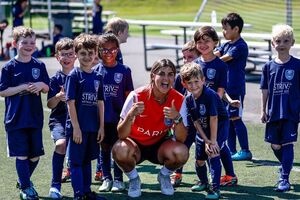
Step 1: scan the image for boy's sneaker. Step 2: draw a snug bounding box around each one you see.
[98,179,113,192]
[61,168,71,183]
[84,191,107,200]
[49,187,62,199]
[111,180,126,192]
[191,181,209,192]
[20,187,39,200]
[170,172,182,187]
[220,175,238,186]
[231,150,252,161]
[275,179,291,192]
[157,172,174,195]
[128,176,141,198]
[94,171,103,182]
[205,189,220,200]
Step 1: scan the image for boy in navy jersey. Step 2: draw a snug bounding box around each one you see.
[180,62,230,200]
[0,26,49,200]
[65,33,106,200]
[215,13,252,161]
[47,38,76,199]
[260,24,300,192]
[94,33,134,192]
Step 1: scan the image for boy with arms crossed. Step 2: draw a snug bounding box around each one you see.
[47,38,76,199]
[65,33,106,200]
[260,24,300,192]
[0,26,49,200]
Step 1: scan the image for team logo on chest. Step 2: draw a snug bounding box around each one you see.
[285,69,294,80]
[32,68,40,79]
[207,68,216,79]
[94,80,100,92]
[199,104,206,115]
[114,73,123,84]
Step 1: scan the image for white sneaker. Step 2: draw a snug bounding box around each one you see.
[98,179,113,192]
[128,176,141,198]
[111,180,126,192]
[157,172,174,195]
[49,187,62,199]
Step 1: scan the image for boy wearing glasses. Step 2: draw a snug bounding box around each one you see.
[47,37,76,198]
[94,33,134,192]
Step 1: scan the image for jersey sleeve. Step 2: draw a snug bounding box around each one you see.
[260,62,269,90]
[0,64,11,91]
[124,67,134,93]
[179,97,188,127]
[120,90,136,120]
[47,76,60,100]
[65,72,77,101]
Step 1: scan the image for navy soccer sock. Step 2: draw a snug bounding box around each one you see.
[51,152,65,190]
[227,120,237,153]
[113,161,123,181]
[82,161,92,194]
[281,144,294,181]
[70,163,84,197]
[210,156,222,191]
[96,153,102,173]
[271,147,282,163]
[220,144,235,177]
[101,149,112,180]
[233,119,249,151]
[29,159,39,178]
[195,162,208,184]
[16,159,31,189]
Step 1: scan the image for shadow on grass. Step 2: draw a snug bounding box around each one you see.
[245,158,300,169]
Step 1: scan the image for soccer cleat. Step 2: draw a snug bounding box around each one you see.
[111,180,126,192]
[84,191,107,200]
[128,176,141,198]
[61,168,71,183]
[205,189,220,200]
[191,181,209,192]
[98,179,113,192]
[275,179,291,192]
[231,150,252,161]
[94,171,104,182]
[157,172,174,196]
[49,187,62,199]
[170,172,182,187]
[20,187,39,200]
[220,175,238,187]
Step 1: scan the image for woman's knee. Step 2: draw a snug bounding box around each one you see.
[112,139,137,161]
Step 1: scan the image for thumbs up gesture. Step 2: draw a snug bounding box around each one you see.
[55,86,66,102]
[130,93,145,117]
[163,99,179,120]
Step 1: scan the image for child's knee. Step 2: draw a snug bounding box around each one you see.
[271,144,281,150]
[30,157,39,162]
[196,160,206,167]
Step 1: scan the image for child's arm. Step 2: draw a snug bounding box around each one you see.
[205,116,220,155]
[0,83,29,97]
[28,82,49,95]
[97,100,105,143]
[47,86,65,109]
[261,89,268,123]
[216,87,225,99]
[219,54,233,62]
[193,120,211,144]
[223,92,240,108]
[67,100,82,144]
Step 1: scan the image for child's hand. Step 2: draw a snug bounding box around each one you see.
[163,100,179,120]
[55,86,66,102]
[28,82,44,95]
[73,127,82,144]
[230,100,241,108]
[205,142,220,156]
[97,127,104,143]
[261,112,268,123]
[130,94,144,117]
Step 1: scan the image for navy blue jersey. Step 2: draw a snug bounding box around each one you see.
[116,51,123,64]
[12,4,23,27]
[185,86,228,137]
[216,38,248,95]
[47,70,68,129]
[0,57,50,131]
[94,63,134,123]
[65,67,104,134]
[174,74,186,95]
[260,56,300,123]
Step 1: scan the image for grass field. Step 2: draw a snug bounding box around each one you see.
[0,95,299,200]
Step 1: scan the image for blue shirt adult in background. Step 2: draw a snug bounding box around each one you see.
[92,0,103,34]
[12,0,28,27]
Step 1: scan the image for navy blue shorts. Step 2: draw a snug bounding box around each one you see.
[265,119,298,145]
[195,120,229,160]
[102,122,119,145]
[68,132,100,165]
[6,128,44,158]
[227,94,244,118]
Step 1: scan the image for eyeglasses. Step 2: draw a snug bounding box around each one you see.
[59,52,75,58]
[99,48,118,54]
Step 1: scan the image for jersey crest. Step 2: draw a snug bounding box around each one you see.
[199,104,206,115]
[207,68,216,79]
[285,69,294,80]
[32,68,40,79]
[114,73,123,84]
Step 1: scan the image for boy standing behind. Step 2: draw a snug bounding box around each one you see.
[260,24,300,192]
[0,26,49,200]
[47,38,76,199]
[215,13,252,161]
[65,33,106,200]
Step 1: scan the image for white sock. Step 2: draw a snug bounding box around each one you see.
[125,168,138,180]
[160,166,173,176]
